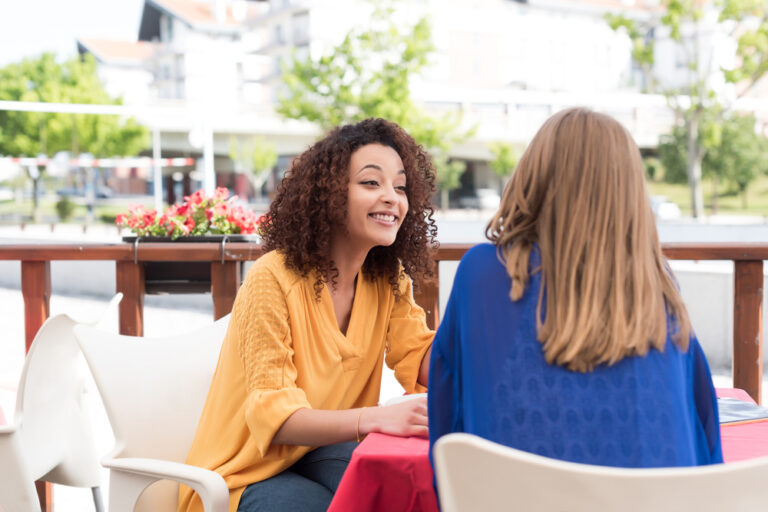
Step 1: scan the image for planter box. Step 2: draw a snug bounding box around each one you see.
[122,235,259,294]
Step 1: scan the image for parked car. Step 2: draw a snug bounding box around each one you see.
[649,195,682,220]
[459,188,501,210]
[56,186,114,199]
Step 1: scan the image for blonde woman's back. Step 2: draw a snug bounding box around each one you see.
[428,243,722,469]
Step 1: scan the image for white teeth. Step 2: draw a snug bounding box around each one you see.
[371,213,395,222]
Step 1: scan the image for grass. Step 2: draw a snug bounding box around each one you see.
[647,175,768,217]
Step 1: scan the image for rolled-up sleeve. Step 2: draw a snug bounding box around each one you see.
[385,275,435,394]
[235,265,312,457]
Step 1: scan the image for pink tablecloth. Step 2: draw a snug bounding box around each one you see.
[716,387,768,462]
[329,388,768,512]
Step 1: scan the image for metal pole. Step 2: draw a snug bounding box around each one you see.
[203,121,215,194]
[152,127,162,211]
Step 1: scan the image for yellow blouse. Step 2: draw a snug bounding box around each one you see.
[178,250,434,512]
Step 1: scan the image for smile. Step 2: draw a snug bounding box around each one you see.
[369,213,398,224]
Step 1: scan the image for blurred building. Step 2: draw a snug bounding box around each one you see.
[76,0,768,206]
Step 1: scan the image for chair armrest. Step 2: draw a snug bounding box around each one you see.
[103,456,229,512]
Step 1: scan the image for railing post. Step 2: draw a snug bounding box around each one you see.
[21,261,51,352]
[211,261,241,320]
[733,260,763,404]
[414,264,440,331]
[116,261,145,336]
[20,261,53,512]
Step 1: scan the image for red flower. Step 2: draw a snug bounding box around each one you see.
[116,187,261,239]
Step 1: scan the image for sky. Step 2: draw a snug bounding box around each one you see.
[0,0,144,67]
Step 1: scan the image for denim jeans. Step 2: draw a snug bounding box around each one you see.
[237,441,358,512]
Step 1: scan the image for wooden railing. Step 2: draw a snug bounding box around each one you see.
[0,241,764,510]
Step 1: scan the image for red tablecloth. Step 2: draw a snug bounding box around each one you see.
[328,388,768,512]
[328,433,437,512]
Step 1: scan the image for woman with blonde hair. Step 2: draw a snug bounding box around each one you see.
[428,107,722,468]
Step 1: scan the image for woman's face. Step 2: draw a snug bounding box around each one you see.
[344,143,409,253]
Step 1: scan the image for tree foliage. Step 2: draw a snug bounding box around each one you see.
[607,0,768,217]
[229,135,278,197]
[277,0,472,202]
[0,52,148,157]
[0,52,149,221]
[658,110,768,209]
[488,142,519,182]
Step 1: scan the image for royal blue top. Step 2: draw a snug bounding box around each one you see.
[428,243,723,469]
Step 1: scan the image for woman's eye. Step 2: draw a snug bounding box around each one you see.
[361,180,378,186]
[396,186,407,193]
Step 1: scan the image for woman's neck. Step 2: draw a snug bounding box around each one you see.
[329,240,367,291]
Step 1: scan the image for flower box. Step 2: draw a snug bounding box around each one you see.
[116,188,263,294]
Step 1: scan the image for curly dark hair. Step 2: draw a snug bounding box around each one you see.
[260,118,438,299]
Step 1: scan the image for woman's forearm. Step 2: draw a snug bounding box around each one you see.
[273,407,365,446]
[273,397,429,446]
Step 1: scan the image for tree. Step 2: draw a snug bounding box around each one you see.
[607,0,768,218]
[278,0,472,208]
[488,142,520,191]
[0,52,149,221]
[229,135,278,199]
[432,153,466,211]
[658,110,767,212]
[705,114,768,210]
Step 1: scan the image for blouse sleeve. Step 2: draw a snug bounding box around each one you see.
[235,263,312,458]
[690,336,724,464]
[427,274,463,469]
[384,275,435,394]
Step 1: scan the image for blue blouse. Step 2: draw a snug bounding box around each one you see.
[428,243,722,469]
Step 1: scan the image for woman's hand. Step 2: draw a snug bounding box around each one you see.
[361,397,428,438]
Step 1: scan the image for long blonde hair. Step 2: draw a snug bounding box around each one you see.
[486,107,691,372]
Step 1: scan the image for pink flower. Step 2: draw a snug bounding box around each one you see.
[185,189,206,206]
[117,187,261,238]
[214,187,229,201]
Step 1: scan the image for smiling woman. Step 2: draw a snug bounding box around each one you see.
[178,118,439,512]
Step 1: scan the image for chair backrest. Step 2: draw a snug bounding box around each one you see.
[433,433,768,512]
[15,313,103,487]
[0,293,122,512]
[73,315,229,463]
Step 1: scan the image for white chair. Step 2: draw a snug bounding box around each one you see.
[433,432,768,512]
[0,293,122,512]
[73,315,231,512]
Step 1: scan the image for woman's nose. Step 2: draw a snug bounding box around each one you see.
[381,184,397,204]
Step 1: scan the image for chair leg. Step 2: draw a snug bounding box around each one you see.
[91,486,105,512]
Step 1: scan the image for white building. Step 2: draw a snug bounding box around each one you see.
[78,0,767,203]
[244,0,664,197]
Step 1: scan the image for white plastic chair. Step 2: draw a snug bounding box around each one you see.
[433,432,768,512]
[73,315,231,512]
[0,293,122,512]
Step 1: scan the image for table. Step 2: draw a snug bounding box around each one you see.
[717,388,768,462]
[328,388,768,512]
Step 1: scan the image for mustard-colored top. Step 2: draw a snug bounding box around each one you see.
[178,251,434,512]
